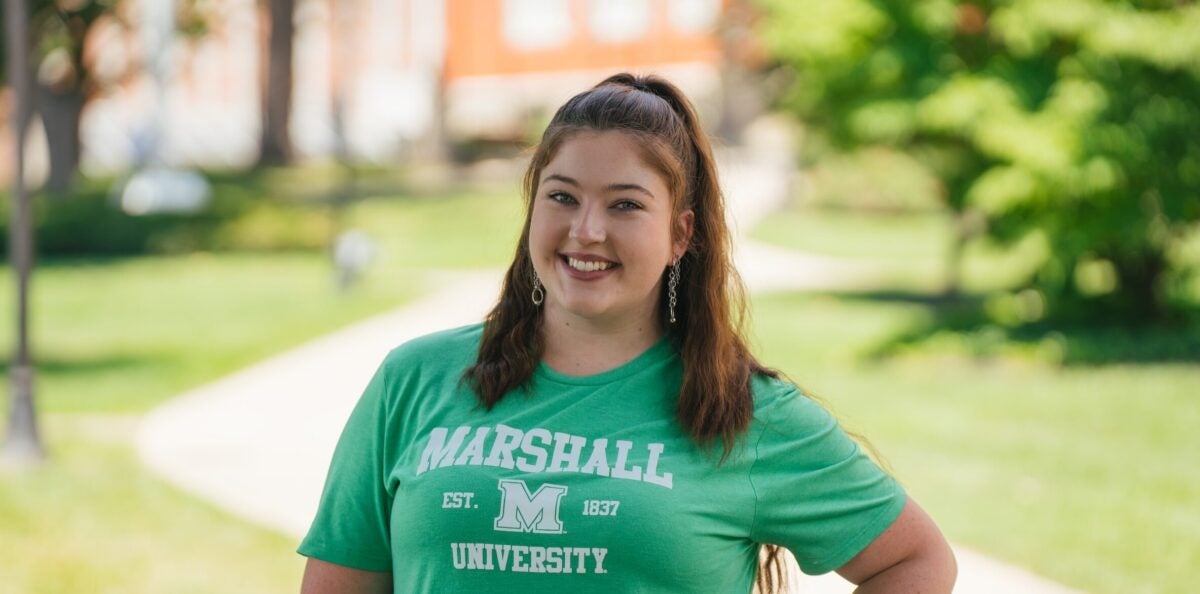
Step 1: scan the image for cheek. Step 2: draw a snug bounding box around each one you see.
[527,209,563,264]
[619,224,673,273]
[527,208,550,248]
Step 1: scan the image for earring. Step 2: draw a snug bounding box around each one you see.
[668,258,680,324]
[531,268,545,306]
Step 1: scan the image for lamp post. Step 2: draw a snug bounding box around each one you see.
[4,0,46,464]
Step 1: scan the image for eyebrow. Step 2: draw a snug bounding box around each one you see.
[543,174,656,199]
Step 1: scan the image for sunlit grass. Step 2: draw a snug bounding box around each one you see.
[348,188,525,270]
[751,207,1051,293]
[749,205,1199,593]
[0,415,304,594]
[0,190,524,414]
[0,186,522,593]
[750,291,1200,594]
[1,252,415,412]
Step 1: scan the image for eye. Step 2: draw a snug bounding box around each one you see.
[612,199,643,211]
[547,191,576,205]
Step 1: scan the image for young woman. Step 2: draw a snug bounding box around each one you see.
[299,73,956,593]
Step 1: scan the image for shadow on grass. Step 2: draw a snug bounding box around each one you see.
[0,354,145,376]
[827,290,1200,366]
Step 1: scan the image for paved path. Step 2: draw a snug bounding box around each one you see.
[137,145,1086,593]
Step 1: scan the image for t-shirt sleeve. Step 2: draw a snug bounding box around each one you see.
[748,386,906,576]
[297,354,396,572]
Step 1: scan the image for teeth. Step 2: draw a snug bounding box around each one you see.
[567,257,614,272]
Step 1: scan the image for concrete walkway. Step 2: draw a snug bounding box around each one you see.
[137,141,1085,592]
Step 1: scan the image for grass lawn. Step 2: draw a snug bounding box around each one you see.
[0,186,524,593]
[0,415,304,594]
[4,252,415,413]
[749,204,1200,594]
[751,207,1052,294]
[750,292,1199,594]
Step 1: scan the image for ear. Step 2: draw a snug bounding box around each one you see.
[672,208,695,260]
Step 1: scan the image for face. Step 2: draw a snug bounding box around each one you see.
[528,130,694,329]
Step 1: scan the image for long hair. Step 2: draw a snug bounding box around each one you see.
[463,73,786,593]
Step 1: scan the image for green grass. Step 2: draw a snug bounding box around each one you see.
[1,253,415,412]
[0,190,524,414]
[750,205,1200,592]
[750,292,1200,594]
[0,185,524,593]
[751,207,1051,293]
[348,189,525,270]
[0,415,305,594]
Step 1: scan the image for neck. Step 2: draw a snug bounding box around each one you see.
[540,307,664,377]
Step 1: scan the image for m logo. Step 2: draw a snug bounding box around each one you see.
[493,479,569,534]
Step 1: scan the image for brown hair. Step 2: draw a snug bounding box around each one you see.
[463,73,786,593]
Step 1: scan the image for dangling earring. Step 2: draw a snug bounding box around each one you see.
[668,258,680,324]
[531,268,545,306]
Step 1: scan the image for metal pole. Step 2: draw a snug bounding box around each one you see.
[4,0,46,464]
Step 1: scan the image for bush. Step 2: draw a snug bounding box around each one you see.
[757,0,1200,324]
[0,171,336,256]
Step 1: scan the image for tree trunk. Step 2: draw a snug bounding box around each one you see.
[716,0,766,145]
[941,210,967,299]
[4,0,46,465]
[1113,250,1167,323]
[258,0,295,166]
[36,82,85,193]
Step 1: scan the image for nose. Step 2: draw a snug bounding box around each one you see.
[569,203,606,244]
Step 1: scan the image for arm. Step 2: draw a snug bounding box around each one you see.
[836,498,957,593]
[300,557,391,594]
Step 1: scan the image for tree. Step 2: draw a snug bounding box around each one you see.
[258,0,295,166]
[4,0,45,464]
[0,0,117,192]
[0,0,213,192]
[755,0,1200,323]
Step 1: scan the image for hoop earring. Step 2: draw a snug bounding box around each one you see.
[531,269,545,306]
[668,258,680,324]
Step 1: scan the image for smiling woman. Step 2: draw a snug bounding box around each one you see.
[529,130,692,362]
[298,73,956,594]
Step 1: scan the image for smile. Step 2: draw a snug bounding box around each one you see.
[567,257,615,272]
[564,256,617,273]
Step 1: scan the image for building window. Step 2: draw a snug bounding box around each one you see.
[503,0,571,50]
[588,0,651,44]
[669,0,719,33]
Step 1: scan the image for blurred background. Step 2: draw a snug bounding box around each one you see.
[1,0,1197,592]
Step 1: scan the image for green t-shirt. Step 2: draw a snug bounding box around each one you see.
[299,324,905,593]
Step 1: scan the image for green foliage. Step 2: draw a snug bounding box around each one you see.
[756,0,1200,323]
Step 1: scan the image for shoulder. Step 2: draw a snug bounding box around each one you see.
[379,323,484,375]
[749,371,839,439]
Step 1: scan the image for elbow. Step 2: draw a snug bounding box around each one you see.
[939,540,959,593]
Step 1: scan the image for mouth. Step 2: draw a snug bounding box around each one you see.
[560,253,619,273]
